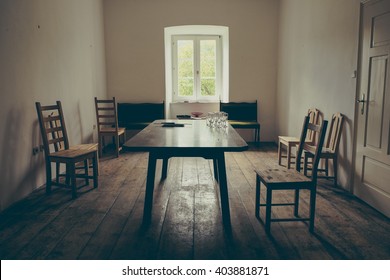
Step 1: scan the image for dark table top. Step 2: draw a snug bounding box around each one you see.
[123,119,248,153]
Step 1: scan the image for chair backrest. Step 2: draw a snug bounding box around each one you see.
[35,101,70,156]
[95,97,119,133]
[219,101,258,121]
[326,112,344,153]
[296,116,328,182]
[306,108,320,143]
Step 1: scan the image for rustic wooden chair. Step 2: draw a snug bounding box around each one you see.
[95,97,126,158]
[278,108,320,168]
[255,116,328,233]
[36,101,98,198]
[303,112,344,186]
[47,112,99,184]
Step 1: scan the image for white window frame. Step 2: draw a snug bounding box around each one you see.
[164,26,229,116]
[172,35,222,102]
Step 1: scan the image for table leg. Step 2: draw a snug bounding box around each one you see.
[216,152,231,227]
[213,159,218,182]
[143,152,157,224]
[161,158,168,180]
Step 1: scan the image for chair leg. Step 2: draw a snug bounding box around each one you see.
[309,186,317,233]
[325,158,329,177]
[93,154,98,188]
[84,159,89,186]
[95,151,99,176]
[65,163,70,186]
[46,161,52,194]
[254,127,260,143]
[55,162,60,184]
[255,175,261,218]
[278,141,282,165]
[70,163,77,199]
[265,187,272,234]
[287,144,292,169]
[98,135,103,158]
[304,154,308,176]
[115,135,120,157]
[294,189,300,217]
[333,156,338,187]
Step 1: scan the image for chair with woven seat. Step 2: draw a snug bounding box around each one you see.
[303,112,344,186]
[255,116,328,233]
[278,108,319,169]
[95,97,126,158]
[36,101,98,198]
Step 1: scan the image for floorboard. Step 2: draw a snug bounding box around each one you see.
[0,144,389,260]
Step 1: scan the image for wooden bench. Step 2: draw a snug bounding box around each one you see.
[220,100,260,142]
[118,101,165,131]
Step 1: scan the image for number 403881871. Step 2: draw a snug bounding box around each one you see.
[214,267,269,276]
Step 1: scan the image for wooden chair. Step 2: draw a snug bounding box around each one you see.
[303,113,344,186]
[95,97,126,158]
[47,113,99,183]
[35,101,98,198]
[278,108,319,168]
[255,116,328,233]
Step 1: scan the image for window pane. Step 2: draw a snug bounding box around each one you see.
[177,40,194,97]
[178,78,194,96]
[201,79,215,96]
[200,40,216,96]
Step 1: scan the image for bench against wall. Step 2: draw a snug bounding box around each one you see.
[118,101,165,131]
[220,100,260,143]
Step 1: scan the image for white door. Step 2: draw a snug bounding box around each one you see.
[354,0,390,217]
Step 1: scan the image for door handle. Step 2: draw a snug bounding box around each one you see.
[356,93,365,115]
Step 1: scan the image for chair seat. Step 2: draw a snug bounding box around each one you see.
[99,127,126,135]
[50,148,96,160]
[278,136,300,144]
[70,143,98,151]
[305,147,335,157]
[255,167,311,188]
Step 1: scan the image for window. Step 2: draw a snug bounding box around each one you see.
[164,26,229,115]
[172,35,221,102]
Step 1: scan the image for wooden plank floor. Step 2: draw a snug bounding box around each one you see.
[0,144,389,260]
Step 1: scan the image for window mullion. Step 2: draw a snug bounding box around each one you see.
[194,36,200,100]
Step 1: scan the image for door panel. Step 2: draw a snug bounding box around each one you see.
[355,0,390,217]
[366,56,387,150]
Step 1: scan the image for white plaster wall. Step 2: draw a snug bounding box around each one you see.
[276,0,361,190]
[0,0,107,211]
[103,0,280,142]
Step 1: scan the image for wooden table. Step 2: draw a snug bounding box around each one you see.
[123,119,248,226]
